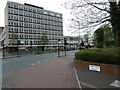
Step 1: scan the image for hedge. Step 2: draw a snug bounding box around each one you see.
[75,47,120,65]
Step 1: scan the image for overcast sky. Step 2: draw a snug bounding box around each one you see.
[0,0,74,36]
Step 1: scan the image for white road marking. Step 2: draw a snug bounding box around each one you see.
[45,58,49,60]
[110,80,120,87]
[36,61,41,64]
[74,67,82,89]
[31,64,35,66]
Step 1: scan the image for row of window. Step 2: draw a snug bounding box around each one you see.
[8,16,62,26]
[9,28,63,34]
[9,39,62,45]
[8,9,62,21]
[9,33,63,40]
[8,3,62,18]
[8,21,63,30]
[9,34,39,39]
[9,32,63,39]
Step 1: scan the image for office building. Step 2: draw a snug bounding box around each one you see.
[3,1,64,50]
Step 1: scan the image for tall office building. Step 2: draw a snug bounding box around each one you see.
[3,1,63,50]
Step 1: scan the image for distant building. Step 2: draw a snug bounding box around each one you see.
[2,1,64,50]
[0,27,4,47]
[64,36,79,49]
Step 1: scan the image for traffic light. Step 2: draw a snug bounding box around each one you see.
[81,41,84,46]
[30,41,32,45]
[58,39,60,42]
[17,40,20,45]
[64,38,67,45]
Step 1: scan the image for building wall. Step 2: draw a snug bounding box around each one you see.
[64,36,79,44]
[64,36,79,49]
[4,1,64,49]
[0,27,4,35]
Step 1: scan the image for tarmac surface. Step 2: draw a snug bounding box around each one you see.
[3,53,120,89]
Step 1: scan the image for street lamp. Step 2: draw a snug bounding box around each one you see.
[64,38,67,56]
[30,41,32,54]
[17,40,20,57]
[81,40,84,50]
[1,40,5,59]
[71,19,81,50]
[58,39,60,57]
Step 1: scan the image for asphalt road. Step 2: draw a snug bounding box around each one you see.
[2,50,79,75]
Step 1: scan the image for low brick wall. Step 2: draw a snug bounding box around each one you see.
[74,59,120,76]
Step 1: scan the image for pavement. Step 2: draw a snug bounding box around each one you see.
[2,53,120,89]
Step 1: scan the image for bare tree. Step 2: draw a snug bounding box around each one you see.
[41,33,49,51]
[63,0,120,47]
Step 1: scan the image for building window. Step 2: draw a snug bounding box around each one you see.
[44,11,48,15]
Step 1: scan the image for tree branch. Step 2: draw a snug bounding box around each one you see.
[89,4,110,13]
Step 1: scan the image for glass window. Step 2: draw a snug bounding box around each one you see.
[19,5,23,9]
[8,3,13,7]
[44,11,48,14]
[24,7,27,11]
[14,4,18,8]
[56,14,60,17]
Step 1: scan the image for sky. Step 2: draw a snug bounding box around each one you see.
[0,0,74,36]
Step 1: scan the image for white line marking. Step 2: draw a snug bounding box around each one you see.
[31,64,35,66]
[36,61,41,64]
[74,67,82,89]
[110,80,120,87]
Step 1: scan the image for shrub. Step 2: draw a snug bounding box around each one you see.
[75,47,120,65]
[34,52,43,55]
[96,43,104,48]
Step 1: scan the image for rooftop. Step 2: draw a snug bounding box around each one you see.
[24,3,43,9]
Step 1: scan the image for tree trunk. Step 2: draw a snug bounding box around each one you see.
[113,30,120,47]
[109,1,120,47]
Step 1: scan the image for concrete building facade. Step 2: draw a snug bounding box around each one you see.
[64,36,79,49]
[0,27,4,35]
[3,1,64,50]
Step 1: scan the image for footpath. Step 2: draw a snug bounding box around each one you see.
[3,54,80,88]
[3,53,120,89]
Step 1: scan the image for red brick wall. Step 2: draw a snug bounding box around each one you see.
[74,60,120,76]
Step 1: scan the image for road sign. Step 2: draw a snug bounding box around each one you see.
[89,65,100,72]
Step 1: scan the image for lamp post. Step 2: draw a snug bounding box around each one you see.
[64,38,67,56]
[1,40,5,59]
[71,19,81,50]
[17,40,20,57]
[81,40,84,49]
[58,39,60,57]
[30,41,32,54]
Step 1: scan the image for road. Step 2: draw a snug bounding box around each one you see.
[2,50,79,75]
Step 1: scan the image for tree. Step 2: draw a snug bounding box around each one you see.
[94,27,104,48]
[94,24,114,47]
[84,33,89,45]
[41,33,49,51]
[10,32,18,45]
[103,25,114,46]
[63,0,120,47]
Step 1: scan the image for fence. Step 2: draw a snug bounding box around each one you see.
[0,46,43,59]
